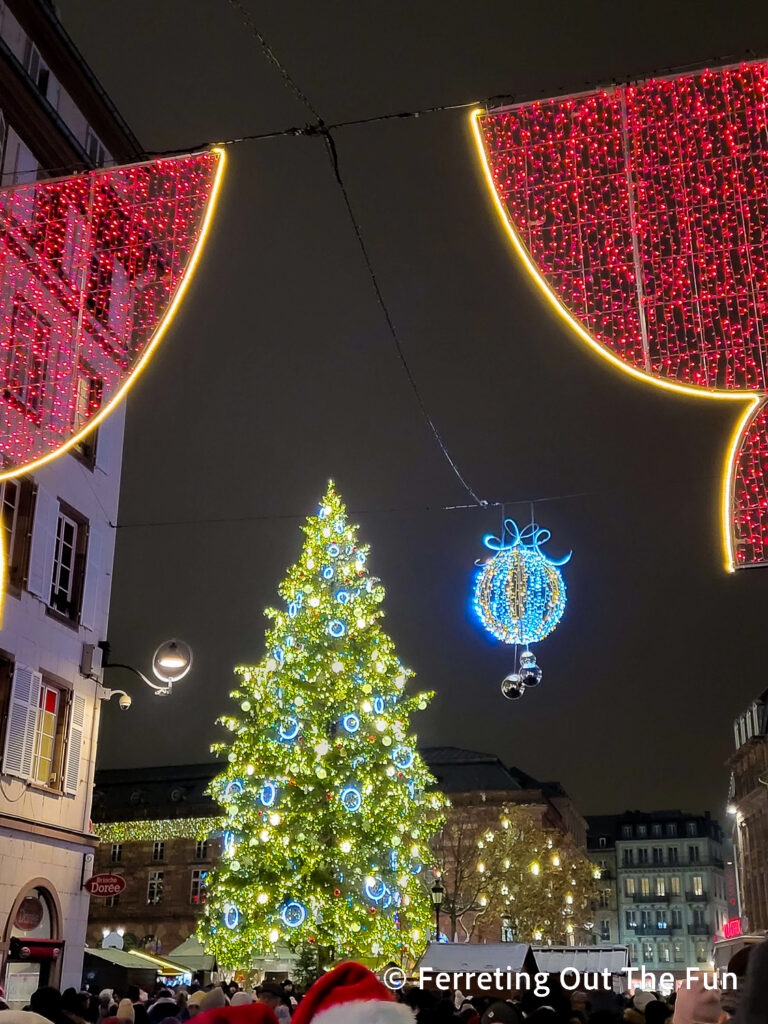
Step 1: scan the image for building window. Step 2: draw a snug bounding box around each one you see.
[695,942,707,963]
[622,825,632,838]
[666,823,678,837]
[668,847,679,864]
[105,894,120,908]
[152,841,164,861]
[147,871,163,904]
[600,920,610,941]
[638,848,649,865]
[627,943,637,964]
[48,505,87,621]
[0,477,33,594]
[71,370,103,465]
[670,876,681,895]
[85,126,106,168]
[652,824,662,837]
[190,869,207,905]
[692,876,704,896]
[31,682,67,787]
[643,941,654,962]
[693,908,706,928]
[672,908,682,928]
[625,878,636,897]
[658,942,670,962]
[598,836,607,848]
[5,299,50,421]
[652,847,664,865]
[674,941,685,962]
[501,918,513,942]
[657,910,668,929]
[623,850,634,866]
[655,878,666,897]
[640,910,652,928]
[637,825,647,837]
[640,877,651,896]
[625,910,637,929]
[599,889,611,908]
[110,843,122,863]
[686,822,697,837]
[689,845,700,864]
[195,838,209,860]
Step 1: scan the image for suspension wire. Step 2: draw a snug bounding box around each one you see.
[222,0,486,506]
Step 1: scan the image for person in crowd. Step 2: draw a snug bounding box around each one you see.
[28,987,66,1024]
[290,962,414,1023]
[256,986,289,1024]
[116,1000,134,1024]
[671,979,719,1024]
[61,991,92,1024]
[187,995,207,1021]
[481,1001,522,1024]
[720,945,753,1022]
[625,993,658,1024]
[732,937,768,1024]
[229,997,254,1009]
[147,993,178,1024]
[644,1001,672,1024]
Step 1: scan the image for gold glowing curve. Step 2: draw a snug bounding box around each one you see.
[470,108,760,573]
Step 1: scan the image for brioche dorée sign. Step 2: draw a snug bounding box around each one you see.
[83,874,126,897]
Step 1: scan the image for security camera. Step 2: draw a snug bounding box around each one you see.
[118,693,132,711]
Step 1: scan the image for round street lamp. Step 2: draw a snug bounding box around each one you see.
[431,877,445,941]
[152,639,193,686]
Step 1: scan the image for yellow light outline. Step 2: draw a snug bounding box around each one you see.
[470,107,763,572]
[0,146,227,484]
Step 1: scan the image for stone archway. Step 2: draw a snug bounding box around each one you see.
[1,878,63,995]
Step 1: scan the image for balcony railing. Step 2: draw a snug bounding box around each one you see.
[634,893,670,903]
[686,892,708,902]
[688,924,710,935]
[634,924,679,935]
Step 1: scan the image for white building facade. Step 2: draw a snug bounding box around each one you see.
[0,0,143,1002]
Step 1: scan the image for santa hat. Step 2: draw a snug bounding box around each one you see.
[292,962,414,1024]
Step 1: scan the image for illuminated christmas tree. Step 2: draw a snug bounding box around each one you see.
[200,483,444,967]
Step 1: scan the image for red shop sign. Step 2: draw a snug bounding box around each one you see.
[14,896,44,931]
[83,874,126,897]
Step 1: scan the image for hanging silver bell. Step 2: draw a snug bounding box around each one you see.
[501,673,526,700]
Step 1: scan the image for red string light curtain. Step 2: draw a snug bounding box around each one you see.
[474,60,768,570]
[0,149,224,478]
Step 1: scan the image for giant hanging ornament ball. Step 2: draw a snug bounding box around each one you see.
[474,521,569,645]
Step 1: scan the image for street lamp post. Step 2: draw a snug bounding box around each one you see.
[96,638,193,704]
[431,878,445,942]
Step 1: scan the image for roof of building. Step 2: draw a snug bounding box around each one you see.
[585,810,721,848]
[92,748,575,822]
[532,946,629,975]
[415,941,532,975]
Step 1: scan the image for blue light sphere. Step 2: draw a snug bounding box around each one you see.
[474,520,570,646]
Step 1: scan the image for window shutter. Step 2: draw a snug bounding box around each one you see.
[2,664,42,780]
[27,486,59,600]
[63,690,86,796]
[80,522,104,632]
[94,406,124,476]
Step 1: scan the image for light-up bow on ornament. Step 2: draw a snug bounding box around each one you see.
[0,148,225,619]
[473,520,570,700]
[472,59,768,571]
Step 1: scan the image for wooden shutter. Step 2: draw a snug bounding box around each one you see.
[27,486,58,600]
[63,690,86,795]
[80,522,104,632]
[2,664,42,780]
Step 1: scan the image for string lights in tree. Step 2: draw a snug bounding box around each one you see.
[200,482,444,968]
[0,149,224,480]
[472,59,768,571]
[474,520,570,700]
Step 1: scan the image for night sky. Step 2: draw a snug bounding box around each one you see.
[57,0,768,817]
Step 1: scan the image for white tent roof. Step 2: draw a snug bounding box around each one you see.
[415,942,531,974]
[532,946,629,975]
[166,935,215,972]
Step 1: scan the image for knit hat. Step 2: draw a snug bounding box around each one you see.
[291,962,414,1024]
[230,995,254,1007]
[200,990,228,1012]
[633,993,658,1013]
[118,1000,136,1023]
[189,993,208,1009]
[672,980,720,1024]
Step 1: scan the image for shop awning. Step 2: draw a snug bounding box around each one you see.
[532,946,629,975]
[84,947,191,976]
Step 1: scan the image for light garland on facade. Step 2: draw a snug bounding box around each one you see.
[0,149,224,481]
[472,60,768,571]
[96,817,216,843]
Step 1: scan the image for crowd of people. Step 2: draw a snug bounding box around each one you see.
[0,940,764,1024]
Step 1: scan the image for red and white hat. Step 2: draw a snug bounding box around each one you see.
[292,962,414,1024]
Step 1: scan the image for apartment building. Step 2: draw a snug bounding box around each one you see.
[587,811,728,979]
